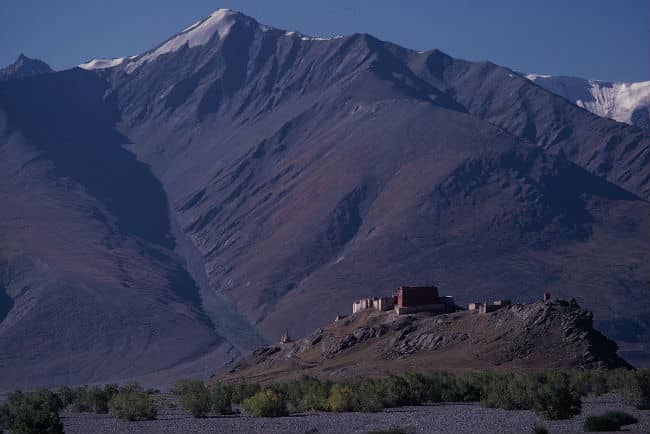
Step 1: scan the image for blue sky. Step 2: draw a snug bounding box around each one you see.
[1,0,648,82]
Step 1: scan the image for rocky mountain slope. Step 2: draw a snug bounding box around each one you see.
[526,74,650,129]
[214,299,631,384]
[0,9,648,389]
[0,54,53,81]
[0,69,237,391]
[103,9,648,343]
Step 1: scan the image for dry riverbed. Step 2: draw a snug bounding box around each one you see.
[61,394,649,434]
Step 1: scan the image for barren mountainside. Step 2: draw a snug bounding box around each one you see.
[0,9,648,390]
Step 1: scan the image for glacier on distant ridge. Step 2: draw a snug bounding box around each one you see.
[527,74,650,128]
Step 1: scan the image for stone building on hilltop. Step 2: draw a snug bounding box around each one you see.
[468,299,512,314]
[352,285,455,316]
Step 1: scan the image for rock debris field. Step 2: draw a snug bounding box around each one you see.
[61,394,649,434]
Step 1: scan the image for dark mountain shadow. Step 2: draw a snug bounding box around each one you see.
[0,283,12,324]
[165,264,216,327]
[0,68,174,249]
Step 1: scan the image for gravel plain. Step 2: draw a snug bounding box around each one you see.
[61,394,650,434]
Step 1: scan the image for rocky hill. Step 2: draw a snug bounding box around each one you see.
[214,299,631,384]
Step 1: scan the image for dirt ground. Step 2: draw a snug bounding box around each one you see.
[61,393,649,434]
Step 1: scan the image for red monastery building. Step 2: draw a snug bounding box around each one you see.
[353,285,455,316]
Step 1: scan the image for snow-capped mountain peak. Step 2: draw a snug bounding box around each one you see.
[526,74,650,129]
[77,9,238,73]
[77,8,344,73]
[125,8,237,73]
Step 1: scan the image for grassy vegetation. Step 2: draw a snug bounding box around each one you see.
[209,385,234,415]
[108,389,157,421]
[172,380,212,418]
[62,384,118,413]
[258,371,578,419]
[193,368,648,420]
[0,383,158,431]
[480,371,582,419]
[172,380,235,416]
[0,389,64,434]
[0,368,647,429]
[583,411,638,431]
[241,389,288,417]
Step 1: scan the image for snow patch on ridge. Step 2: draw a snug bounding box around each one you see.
[301,35,344,41]
[125,9,236,73]
[526,74,650,126]
[284,30,343,41]
[79,57,127,70]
